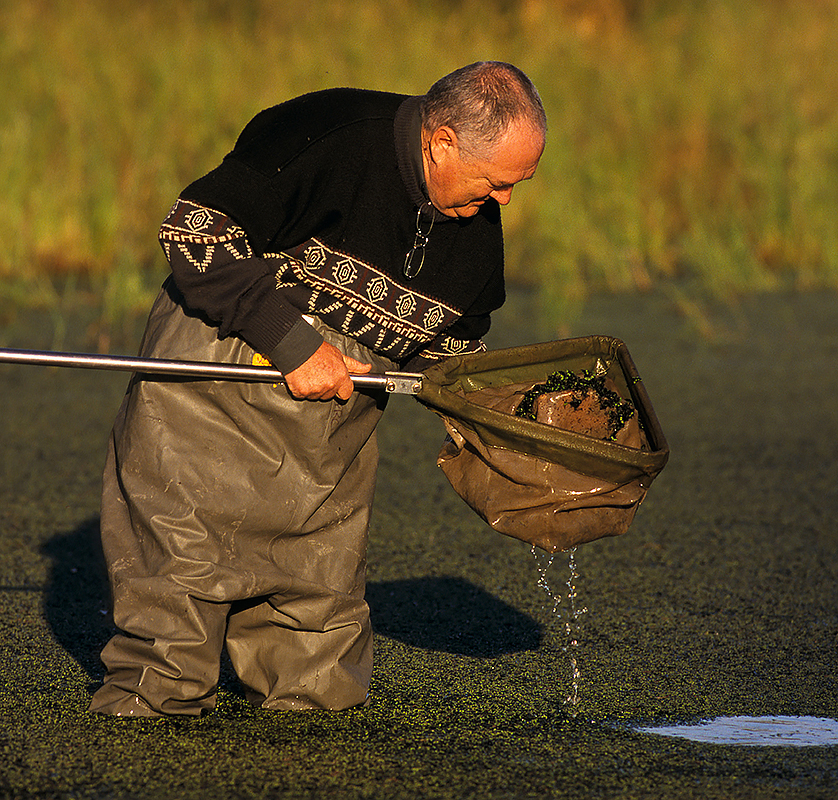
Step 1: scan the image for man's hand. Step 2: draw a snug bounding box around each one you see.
[283,341,372,401]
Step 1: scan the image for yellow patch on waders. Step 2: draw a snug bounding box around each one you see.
[252,353,281,387]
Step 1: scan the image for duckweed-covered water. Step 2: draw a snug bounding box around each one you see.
[2,289,838,799]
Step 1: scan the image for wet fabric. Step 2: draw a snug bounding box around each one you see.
[90,283,396,717]
[416,337,669,553]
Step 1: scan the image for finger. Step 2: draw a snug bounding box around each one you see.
[343,355,372,374]
[316,370,348,401]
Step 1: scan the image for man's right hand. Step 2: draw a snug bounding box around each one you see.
[283,341,372,401]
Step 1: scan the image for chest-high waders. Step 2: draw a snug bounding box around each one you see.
[90,283,396,716]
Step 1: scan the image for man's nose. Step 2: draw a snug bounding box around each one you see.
[490,187,514,205]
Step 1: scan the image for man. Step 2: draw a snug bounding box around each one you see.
[89,61,546,717]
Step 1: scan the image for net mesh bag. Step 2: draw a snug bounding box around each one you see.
[416,336,669,553]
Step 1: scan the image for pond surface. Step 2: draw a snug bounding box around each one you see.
[3,289,838,799]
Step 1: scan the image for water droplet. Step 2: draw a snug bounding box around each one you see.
[531,545,587,715]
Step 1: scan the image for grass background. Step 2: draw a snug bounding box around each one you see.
[1,0,838,344]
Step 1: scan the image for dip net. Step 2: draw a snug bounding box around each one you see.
[416,336,669,553]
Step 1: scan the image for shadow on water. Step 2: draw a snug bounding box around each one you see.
[40,518,112,681]
[41,522,541,676]
[367,577,542,657]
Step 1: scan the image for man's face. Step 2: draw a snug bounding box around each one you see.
[423,118,545,218]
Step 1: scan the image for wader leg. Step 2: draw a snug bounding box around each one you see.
[89,432,229,718]
[224,431,378,711]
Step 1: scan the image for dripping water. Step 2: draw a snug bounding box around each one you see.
[532,544,587,715]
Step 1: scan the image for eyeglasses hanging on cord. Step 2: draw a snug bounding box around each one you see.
[403,203,435,279]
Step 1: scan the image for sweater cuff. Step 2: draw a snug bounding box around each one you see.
[267,317,324,375]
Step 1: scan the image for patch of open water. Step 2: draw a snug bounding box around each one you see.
[637,716,838,747]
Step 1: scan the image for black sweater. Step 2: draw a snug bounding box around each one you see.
[160,89,506,372]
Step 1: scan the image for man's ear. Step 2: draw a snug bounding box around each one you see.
[427,125,459,163]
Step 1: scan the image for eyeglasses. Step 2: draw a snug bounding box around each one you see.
[403,204,435,279]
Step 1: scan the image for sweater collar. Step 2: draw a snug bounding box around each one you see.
[394,96,448,222]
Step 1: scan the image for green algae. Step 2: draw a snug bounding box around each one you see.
[2,290,838,799]
[513,368,636,440]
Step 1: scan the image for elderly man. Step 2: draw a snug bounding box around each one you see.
[90,61,546,717]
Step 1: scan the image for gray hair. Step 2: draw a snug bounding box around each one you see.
[419,61,547,160]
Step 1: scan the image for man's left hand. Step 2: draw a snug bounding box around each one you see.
[283,341,372,401]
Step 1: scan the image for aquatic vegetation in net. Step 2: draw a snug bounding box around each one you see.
[514,369,635,441]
